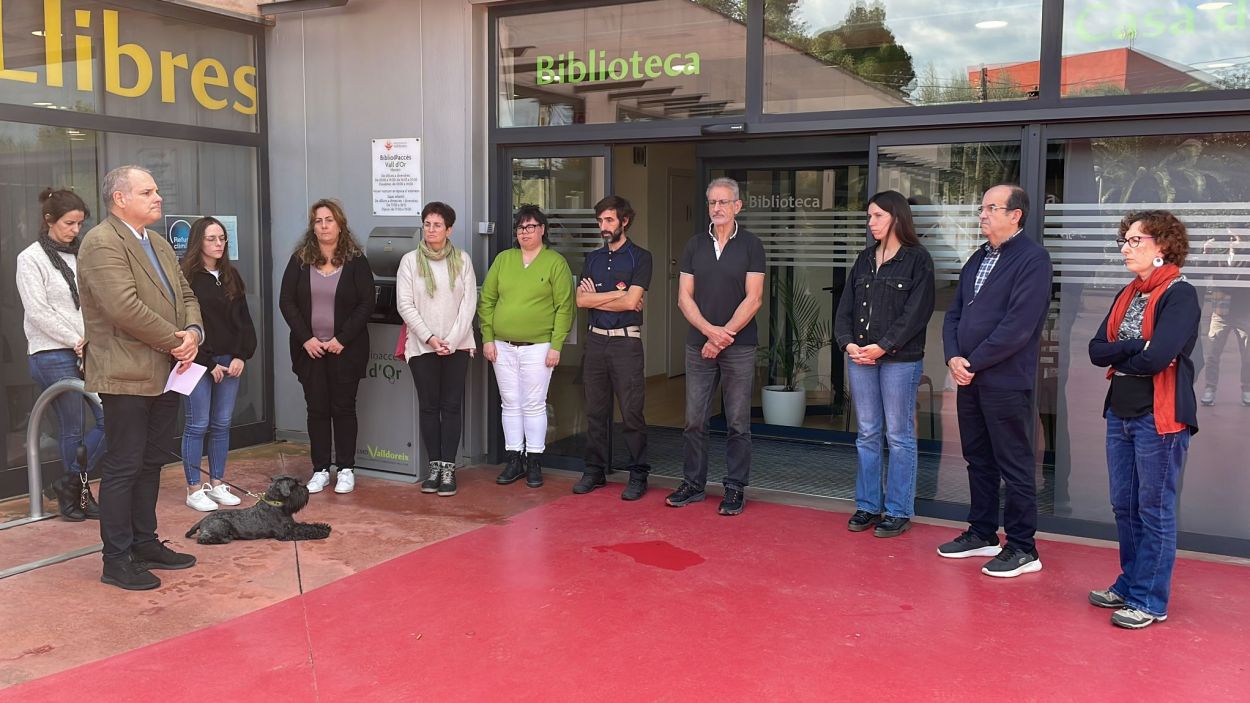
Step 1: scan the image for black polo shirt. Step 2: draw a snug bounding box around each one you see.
[583,238,653,329]
[681,224,766,346]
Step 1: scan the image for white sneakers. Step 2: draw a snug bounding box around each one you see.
[307,470,332,493]
[186,485,217,512]
[187,482,244,511]
[334,468,355,494]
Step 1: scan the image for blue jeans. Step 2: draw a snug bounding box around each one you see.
[848,359,923,518]
[28,349,106,476]
[1105,412,1190,618]
[182,355,242,485]
[683,343,755,490]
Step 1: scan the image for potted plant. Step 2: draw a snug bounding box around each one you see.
[760,274,831,426]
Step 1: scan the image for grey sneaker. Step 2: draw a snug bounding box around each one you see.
[1111,607,1166,629]
[1200,386,1216,406]
[981,546,1042,578]
[1242,390,1250,406]
[1088,589,1126,609]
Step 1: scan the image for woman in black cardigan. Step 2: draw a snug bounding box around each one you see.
[1087,210,1200,630]
[279,199,375,495]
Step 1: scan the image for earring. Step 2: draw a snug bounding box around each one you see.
[1153,256,1165,268]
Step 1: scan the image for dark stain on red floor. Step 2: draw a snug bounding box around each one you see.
[594,541,706,570]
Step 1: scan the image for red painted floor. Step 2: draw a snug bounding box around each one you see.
[3,487,1248,701]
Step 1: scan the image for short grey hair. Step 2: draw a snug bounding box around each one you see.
[706,177,741,201]
[101,165,151,209]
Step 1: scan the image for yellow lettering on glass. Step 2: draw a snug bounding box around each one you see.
[104,9,153,97]
[160,51,188,103]
[232,65,257,115]
[191,57,228,109]
[0,0,39,83]
[43,0,62,86]
[74,9,92,91]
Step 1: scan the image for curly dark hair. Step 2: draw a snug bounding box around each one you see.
[1120,210,1190,267]
[296,198,363,267]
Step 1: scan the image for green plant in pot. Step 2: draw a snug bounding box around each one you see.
[760,273,831,426]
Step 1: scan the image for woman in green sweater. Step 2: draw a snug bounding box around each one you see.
[479,204,575,488]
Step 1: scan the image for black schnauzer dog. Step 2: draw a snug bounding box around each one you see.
[186,476,331,544]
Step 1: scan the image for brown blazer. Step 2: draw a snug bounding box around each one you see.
[78,215,203,396]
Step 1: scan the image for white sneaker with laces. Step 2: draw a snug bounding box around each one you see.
[307,470,331,494]
[334,468,355,494]
[186,485,218,512]
[206,483,242,506]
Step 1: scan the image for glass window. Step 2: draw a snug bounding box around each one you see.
[497,1,746,127]
[1062,2,1250,97]
[1,120,265,471]
[0,1,258,132]
[1044,132,1250,541]
[877,141,1023,506]
[764,1,1043,113]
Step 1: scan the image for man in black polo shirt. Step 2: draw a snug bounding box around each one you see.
[669,177,766,515]
[574,195,654,499]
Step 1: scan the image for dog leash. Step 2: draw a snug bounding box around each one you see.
[158,446,282,506]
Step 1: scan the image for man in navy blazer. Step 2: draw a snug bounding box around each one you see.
[937,184,1053,578]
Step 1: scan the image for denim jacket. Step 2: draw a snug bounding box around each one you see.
[834,243,936,362]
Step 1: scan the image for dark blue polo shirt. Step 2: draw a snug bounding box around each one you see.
[582,238,653,329]
[681,225,767,346]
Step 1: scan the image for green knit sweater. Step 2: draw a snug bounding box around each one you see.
[478,247,575,351]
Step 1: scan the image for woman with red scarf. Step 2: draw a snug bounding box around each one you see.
[1088,210,1200,630]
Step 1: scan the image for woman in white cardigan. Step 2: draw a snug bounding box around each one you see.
[16,188,105,521]
[396,201,477,496]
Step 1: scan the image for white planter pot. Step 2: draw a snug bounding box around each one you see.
[761,385,806,427]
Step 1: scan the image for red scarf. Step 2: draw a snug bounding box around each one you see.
[1104,263,1183,434]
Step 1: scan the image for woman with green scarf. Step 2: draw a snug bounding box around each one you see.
[397,201,478,497]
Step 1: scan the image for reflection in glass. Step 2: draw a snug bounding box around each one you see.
[764,1,1042,112]
[877,141,1024,507]
[1062,1,1250,97]
[497,1,746,127]
[1044,132,1250,541]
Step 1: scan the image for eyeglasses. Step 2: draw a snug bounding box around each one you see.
[707,198,738,209]
[975,203,1017,216]
[422,222,446,231]
[203,235,228,243]
[1116,235,1155,248]
[516,223,542,233]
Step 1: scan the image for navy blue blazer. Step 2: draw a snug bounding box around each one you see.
[942,234,1053,390]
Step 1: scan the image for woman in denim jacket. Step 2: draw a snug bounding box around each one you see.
[834,190,936,538]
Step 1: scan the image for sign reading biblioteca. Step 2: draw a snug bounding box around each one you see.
[372,138,422,216]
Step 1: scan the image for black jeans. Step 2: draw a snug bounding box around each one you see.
[299,354,362,471]
[408,351,470,463]
[97,392,179,560]
[957,384,1038,552]
[683,343,755,490]
[582,333,648,476]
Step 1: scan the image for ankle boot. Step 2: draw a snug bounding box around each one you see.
[437,462,458,497]
[496,451,525,484]
[421,461,442,493]
[51,476,86,522]
[525,453,544,488]
[79,473,100,520]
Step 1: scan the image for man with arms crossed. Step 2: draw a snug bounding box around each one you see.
[668,177,765,516]
[573,195,653,500]
[79,165,203,590]
[938,184,1053,578]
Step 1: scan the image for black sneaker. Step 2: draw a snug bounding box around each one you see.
[847,510,882,532]
[1089,589,1126,609]
[101,556,161,591]
[937,530,1002,559]
[874,516,912,538]
[421,462,442,493]
[496,451,525,485]
[436,464,457,497]
[572,472,606,495]
[525,453,544,488]
[981,545,1042,578]
[665,483,705,507]
[621,476,648,501]
[130,539,197,571]
[718,487,745,516]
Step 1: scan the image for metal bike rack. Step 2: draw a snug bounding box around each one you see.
[0,378,103,579]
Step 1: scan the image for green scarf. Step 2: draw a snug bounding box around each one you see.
[416,240,462,297]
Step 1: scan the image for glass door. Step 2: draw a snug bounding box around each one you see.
[492,146,611,468]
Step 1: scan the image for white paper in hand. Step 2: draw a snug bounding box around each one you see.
[165,363,208,395]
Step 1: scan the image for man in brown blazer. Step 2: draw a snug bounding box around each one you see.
[78,165,204,590]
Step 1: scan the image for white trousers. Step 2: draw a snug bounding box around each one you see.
[493,341,554,452]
